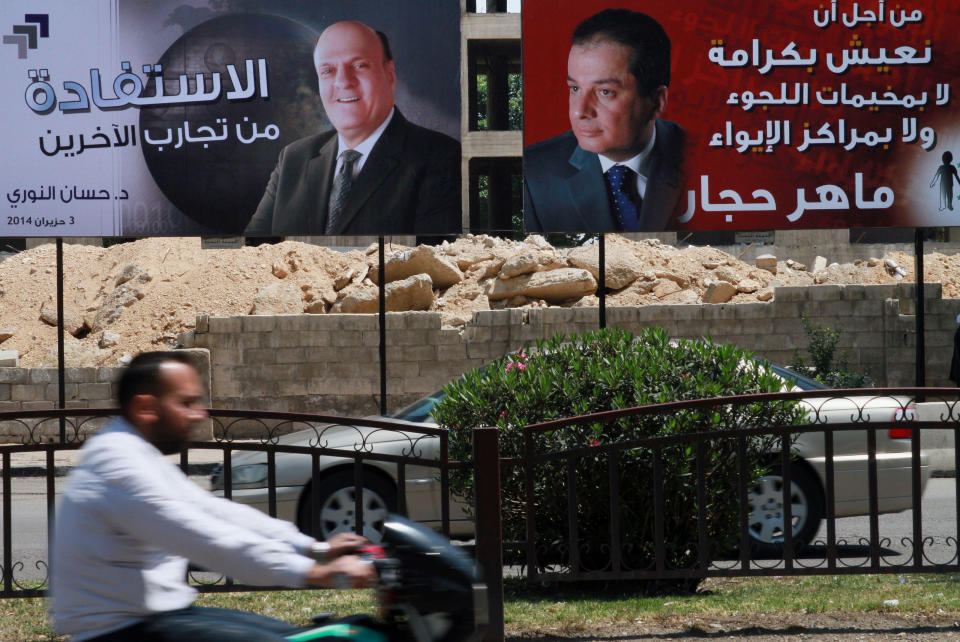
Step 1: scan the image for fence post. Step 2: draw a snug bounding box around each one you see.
[473,426,504,642]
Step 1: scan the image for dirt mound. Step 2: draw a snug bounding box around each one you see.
[0,235,946,366]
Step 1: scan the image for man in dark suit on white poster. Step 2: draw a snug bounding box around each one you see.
[246,20,461,236]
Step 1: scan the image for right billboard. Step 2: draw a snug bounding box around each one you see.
[522,1,958,233]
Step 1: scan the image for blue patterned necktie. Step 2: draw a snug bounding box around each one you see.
[326,149,362,234]
[605,165,640,232]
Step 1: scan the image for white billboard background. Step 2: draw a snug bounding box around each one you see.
[1,0,462,237]
[4,1,128,236]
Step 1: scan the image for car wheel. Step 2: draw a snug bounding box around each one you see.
[298,470,396,543]
[748,464,824,553]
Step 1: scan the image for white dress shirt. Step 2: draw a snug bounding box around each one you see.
[334,107,395,177]
[51,419,316,641]
[598,126,657,199]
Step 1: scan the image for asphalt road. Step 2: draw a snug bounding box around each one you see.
[805,476,960,567]
[2,478,959,585]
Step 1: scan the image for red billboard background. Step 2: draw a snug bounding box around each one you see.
[523,0,960,231]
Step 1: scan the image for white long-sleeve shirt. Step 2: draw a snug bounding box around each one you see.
[51,419,317,640]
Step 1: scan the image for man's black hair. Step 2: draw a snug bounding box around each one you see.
[376,30,393,62]
[117,351,193,412]
[571,8,671,97]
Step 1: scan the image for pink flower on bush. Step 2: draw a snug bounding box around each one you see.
[517,362,527,371]
[499,410,508,418]
[505,362,514,372]
[589,439,600,447]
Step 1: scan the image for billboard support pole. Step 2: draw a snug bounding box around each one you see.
[598,234,606,330]
[378,236,387,416]
[915,229,925,388]
[56,238,65,444]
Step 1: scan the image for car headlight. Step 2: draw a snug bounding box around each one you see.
[229,463,269,488]
[210,465,223,490]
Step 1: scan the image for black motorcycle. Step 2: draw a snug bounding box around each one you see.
[285,514,487,642]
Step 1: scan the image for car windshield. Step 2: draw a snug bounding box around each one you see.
[389,388,446,423]
[765,363,829,391]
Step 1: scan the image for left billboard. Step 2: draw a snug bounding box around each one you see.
[2,1,461,237]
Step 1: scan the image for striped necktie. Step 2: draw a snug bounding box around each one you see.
[326,149,362,234]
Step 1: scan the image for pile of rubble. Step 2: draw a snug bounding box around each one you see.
[0,234,946,366]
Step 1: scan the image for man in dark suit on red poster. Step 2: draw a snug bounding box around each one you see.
[524,9,686,234]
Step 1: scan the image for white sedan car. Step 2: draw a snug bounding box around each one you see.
[212,364,929,550]
[750,364,929,550]
[211,391,474,542]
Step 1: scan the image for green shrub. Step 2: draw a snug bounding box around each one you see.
[432,327,804,574]
[790,317,871,388]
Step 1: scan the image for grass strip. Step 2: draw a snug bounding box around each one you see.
[3,574,960,641]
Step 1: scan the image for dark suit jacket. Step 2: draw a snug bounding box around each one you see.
[245,109,461,236]
[523,119,686,233]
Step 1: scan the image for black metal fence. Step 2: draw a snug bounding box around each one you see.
[509,388,960,583]
[0,408,456,597]
[2,389,960,640]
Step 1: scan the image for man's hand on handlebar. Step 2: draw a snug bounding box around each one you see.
[325,532,368,559]
[305,553,377,589]
[303,532,376,589]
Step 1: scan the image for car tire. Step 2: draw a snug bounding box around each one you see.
[297,469,397,543]
[748,463,824,555]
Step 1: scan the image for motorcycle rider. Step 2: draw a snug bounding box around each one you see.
[50,351,376,641]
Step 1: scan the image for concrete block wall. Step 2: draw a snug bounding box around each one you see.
[0,366,119,442]
[3,285,957,441]
[184,308,605,417]
[187,315,383,416]
[0,349,211,442]
[617,282,960,389]
[182,284,960,421]
[0,366,116,409]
